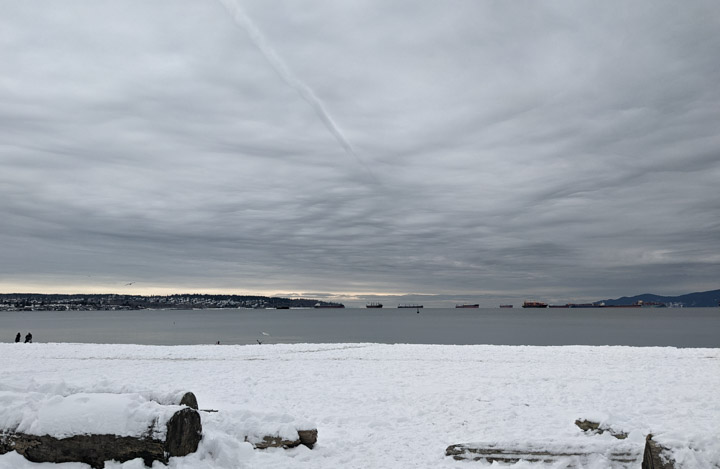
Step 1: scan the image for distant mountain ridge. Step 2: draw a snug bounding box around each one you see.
[600,289,720,307]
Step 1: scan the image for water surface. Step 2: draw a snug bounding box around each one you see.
[1,307,718,347]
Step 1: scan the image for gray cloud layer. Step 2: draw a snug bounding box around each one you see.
[1,0,719,304]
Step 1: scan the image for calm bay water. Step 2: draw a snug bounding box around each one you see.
[1,307,719,347]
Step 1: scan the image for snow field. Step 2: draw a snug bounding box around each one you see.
[0,343,718,468]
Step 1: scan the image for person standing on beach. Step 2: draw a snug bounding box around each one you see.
[15,332,21,343]
[24,332,32,343]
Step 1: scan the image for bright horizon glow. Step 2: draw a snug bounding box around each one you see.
[0,281,431,299]
[2,280,712,306]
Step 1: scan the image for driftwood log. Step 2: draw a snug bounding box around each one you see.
[446,442,642,466]
[145,391,319,450]
[0,397,202,469]
[250,429,318,449]
[642,436,675,469]
[148,391,318,450]
[575,419,629,439]
[147,391,199,410]
[177,391,199,410]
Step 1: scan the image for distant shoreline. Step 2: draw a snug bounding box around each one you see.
[0,293,341,312]
[2,288,718,311]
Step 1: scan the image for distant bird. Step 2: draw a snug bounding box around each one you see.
[256,339,263,345]
[125,282,135,286]
[261,332,270,336]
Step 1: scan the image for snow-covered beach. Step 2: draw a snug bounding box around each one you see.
[1,343,719,468]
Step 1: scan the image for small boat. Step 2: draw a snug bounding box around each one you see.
[522,301,548,308]
[499,304,513,308]
[366,302,383,308]
[398,304,423,308]
[455,304,479,308]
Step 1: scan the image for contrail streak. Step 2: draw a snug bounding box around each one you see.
[218,0,374,179]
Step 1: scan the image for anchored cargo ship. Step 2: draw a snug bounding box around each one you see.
[636,301,664,307]
[455,304,479,308]
[398,304,423,308]
[366,302,383,308]
[499,304,513,308]
[313,303,345,308]
[522,301,548,308]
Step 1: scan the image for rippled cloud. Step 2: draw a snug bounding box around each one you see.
[1,0,719,304]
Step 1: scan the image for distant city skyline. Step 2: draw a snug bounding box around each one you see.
[2,0,719,302]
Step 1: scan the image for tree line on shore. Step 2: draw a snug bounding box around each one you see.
[0,293,335,311]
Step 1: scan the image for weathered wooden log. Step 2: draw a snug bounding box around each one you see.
[298,429,318,449]
[249,428,318,449]
[0,401,202,469]
[575,419,628,439]
[178,392,199,410]
[178,393,317,450]
[642,435,676,469]
[1,433,165,469]
[153,393,318,451]
[446,442,641,466]
[1,408,200,469]
[145,391,199,410]
[165,407,203,457]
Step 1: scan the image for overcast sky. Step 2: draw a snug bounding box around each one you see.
[1,0,719,306]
